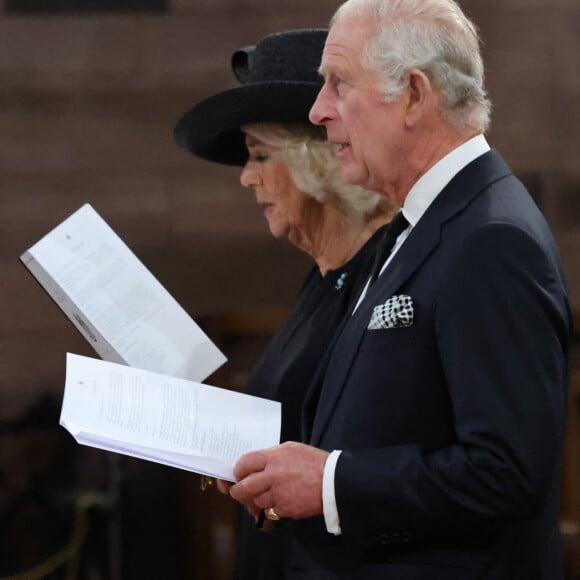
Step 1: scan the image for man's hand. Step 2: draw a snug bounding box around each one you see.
[228,441,329,521]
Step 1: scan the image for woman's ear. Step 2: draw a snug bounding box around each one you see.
[404,68,435,127]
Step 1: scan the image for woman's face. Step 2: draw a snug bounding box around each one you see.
[240,132,318,240]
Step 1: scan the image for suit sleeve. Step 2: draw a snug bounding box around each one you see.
[334,221,570,546]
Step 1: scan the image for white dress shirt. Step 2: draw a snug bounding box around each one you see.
[322,134,491,535]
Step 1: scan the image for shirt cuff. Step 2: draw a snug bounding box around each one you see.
[322,449,342,535]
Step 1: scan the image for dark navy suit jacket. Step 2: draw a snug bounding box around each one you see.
[291,150,571,580]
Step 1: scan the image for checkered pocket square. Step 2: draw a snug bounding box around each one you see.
[368,295,414,330]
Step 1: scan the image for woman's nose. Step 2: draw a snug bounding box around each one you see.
[240,164,259,188]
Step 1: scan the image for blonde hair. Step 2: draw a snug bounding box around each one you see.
[242,122,391,218]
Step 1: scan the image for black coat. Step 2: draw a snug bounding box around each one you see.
[234,223,388,580]
[290,150,571,579]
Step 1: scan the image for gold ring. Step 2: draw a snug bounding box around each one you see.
[266,507,280,521]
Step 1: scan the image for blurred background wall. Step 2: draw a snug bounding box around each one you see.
[1,0,579,578]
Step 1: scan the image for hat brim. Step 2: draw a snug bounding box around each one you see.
[173,81,323,166]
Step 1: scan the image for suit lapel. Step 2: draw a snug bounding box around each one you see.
[308,217,441,446]
[308,149,512,446]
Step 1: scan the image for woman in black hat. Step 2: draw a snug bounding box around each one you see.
[174,28,396,580]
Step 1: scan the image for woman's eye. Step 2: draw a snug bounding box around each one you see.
[254,154,269,162]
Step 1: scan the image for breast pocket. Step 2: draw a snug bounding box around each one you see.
[361,324,416,353]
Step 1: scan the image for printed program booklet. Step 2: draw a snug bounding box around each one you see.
[62,354,281,481]
[20,203,227,383]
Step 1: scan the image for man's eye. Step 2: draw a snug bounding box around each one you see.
[329,74,343,87]
[327,76,346,96]
[254,154,268,162]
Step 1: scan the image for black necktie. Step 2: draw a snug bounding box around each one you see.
[368,211,409,285]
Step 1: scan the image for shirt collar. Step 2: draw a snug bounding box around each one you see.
[402,134,490,226]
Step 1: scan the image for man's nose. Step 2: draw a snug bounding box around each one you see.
[309,83,333,125]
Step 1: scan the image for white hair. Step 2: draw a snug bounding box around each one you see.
[332,0,491,132]
[242,122,389,217]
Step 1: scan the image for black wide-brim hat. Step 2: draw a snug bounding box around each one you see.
[173,28,328,166]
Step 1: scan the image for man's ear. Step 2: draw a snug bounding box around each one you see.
[405,68,434,127]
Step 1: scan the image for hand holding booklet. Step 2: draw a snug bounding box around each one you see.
[62,353,281,481]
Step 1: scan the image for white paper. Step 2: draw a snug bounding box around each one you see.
[21,204,226,382]
[61,353,281,481]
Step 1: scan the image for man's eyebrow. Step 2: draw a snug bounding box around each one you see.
[317,63,336,80]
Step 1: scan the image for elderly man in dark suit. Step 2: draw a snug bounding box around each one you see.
[219,0,572,578]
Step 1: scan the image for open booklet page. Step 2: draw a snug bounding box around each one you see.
[20,203,226,383]
[61,353,281,481]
